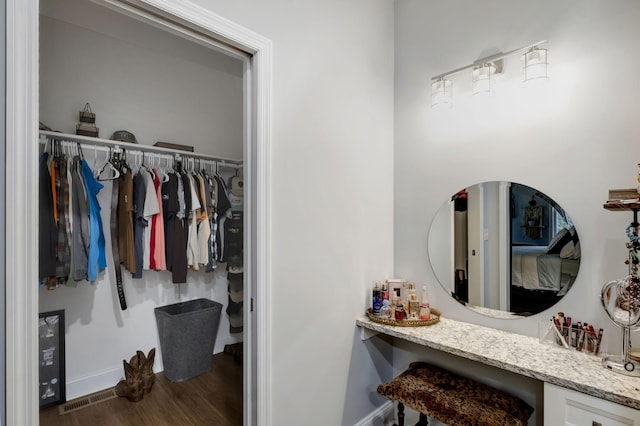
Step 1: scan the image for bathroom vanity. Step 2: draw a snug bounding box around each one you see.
[357,315,640,425]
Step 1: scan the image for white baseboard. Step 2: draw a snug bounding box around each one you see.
[354,401,394,426]
[65,365,124,401]
[65,345,238,401]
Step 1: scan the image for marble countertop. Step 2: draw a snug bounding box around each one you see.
[357,315,640,410]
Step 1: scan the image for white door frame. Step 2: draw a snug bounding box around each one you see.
[5,1,272,425]
[498,181,511,311]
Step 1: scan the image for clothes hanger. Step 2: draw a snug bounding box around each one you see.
[97,147,121,181]
[141,151,155,179]
[159,155,170,183]
[120,148,130,173]
[41,138,51,156]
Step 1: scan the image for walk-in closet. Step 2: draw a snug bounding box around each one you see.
[37,0,246,423]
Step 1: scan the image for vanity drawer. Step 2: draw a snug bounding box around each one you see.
[545,382,640,426]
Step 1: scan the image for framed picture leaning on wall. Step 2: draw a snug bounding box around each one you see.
[39,310,66,408]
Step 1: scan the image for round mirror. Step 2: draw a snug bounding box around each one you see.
[428,181,581,318]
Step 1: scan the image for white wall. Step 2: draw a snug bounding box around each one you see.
[38,0,244,400]
[38,0,396,423]
[394,0,640,420]
[39,0,243,158]
[189,1,396,425]
[0,0,6,422]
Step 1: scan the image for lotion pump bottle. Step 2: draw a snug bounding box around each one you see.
[372,283,382,316]
[419,285,431,320]
[381,282,389,302]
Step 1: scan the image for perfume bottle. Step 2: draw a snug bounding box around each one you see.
[380,300,392,319]
[408,293,420,320]
[407,282,417,304]
[419,286,431,320]
[395,302,405,321]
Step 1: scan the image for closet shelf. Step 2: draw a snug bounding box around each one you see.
[604,189,640,211]
[39,130,243,166]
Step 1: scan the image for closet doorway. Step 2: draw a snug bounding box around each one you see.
[5,0,271,425]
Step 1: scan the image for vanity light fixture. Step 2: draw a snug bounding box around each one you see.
[471,63,497,95]
[431,77,453,108]
[430,40,547,108]
[522,46,548,85]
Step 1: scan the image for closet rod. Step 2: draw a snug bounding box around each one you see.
[39,130,243,167]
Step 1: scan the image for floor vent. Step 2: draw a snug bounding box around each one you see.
[58,388,118,415]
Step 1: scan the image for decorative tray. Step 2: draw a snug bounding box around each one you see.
[366,308,441,327]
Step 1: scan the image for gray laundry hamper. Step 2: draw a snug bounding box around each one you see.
[154,298,223,382]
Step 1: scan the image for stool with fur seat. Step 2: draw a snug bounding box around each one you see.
[377,361,533,426]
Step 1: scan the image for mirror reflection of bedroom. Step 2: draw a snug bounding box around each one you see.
[510,183,581,315]
[443,181,581,317]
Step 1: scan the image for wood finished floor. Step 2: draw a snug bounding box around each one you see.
[40,352,242,426]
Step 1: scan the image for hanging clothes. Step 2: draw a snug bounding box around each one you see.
[96,178,114,279]
[39,152,57,281]
[80,157,106,282]
[132,170,147,279]
[39,136,243,293]
[142,168,160,270]
[205,172,218,272]
[162,172,178,271]
[54,153,71,283]
[150,169,166,271]
[196,172,212,267]
[162,170,187,284]
[186,173,202,270]
[71,155,90,281]
[118,169,136,274]
[39,147,107,286]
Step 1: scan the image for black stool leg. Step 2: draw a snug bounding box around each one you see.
[394,402,405,426]
[415,413,428,425]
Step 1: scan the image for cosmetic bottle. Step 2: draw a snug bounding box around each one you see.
[391,295,399,319]
[380,300,392,319]
[394,302,405,321]
[419,286,431,320]
[400,283,407,305]
[408,293,420,320]
[381,282,389,303]
[372,283,382,316]
[406,283,417,315]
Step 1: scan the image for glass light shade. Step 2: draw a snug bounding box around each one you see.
[431,78,453,108]
[522,47,548,84]
[471,63,496,95]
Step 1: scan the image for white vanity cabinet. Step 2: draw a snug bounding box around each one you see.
[544,382,640,426]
